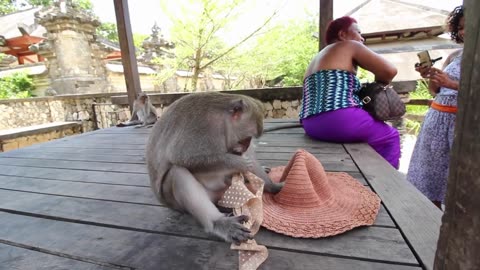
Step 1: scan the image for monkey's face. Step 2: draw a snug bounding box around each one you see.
[228,97,264,153]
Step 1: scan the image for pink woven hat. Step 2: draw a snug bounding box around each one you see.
[262,149,381,238]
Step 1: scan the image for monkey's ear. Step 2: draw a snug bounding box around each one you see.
[229,99,244,120]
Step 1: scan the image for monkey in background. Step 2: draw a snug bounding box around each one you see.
[146,92,283,244]
[117,92,159,127]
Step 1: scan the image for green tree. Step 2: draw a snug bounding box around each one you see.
[0,0,16,15]
[0,0,94,15]
[162,0,278,91]
[133,33,149,55]
[26,0,52,6]
[0,72,35,99]
[27,0,93,11]
[219,15,318,89]
[96,22,118,43]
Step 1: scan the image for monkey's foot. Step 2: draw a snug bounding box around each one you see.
[212,215,252,245]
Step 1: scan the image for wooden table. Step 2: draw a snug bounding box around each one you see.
[0,119,442,270]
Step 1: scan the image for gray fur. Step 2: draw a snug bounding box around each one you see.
[117,92,158,127]
[146,92,282,243]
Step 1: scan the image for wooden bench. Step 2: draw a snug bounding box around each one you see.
[0,122,82,152]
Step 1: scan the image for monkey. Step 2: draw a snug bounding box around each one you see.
[146,92,283,244]
[116,92,159,128]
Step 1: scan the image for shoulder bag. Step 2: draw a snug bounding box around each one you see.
[357,82,406,121]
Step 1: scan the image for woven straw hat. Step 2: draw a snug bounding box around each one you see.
[262,149,381,238]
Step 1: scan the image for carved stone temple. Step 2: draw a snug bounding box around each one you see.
[30,0,111,95]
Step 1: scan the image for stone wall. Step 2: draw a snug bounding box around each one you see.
[0,88,412,132]
[0,124,82,152]
[0,93,126,132]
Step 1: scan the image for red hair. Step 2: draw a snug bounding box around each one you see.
[325,16,357,45]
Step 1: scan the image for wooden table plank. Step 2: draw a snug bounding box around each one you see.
[0,176,157,205]
[0,151,145,164]
[0,212,419,270]
[0,185,394,227]
[0,164,148,186]
[256,145,346,154]
[0,157,147,174]
[345,143,442,270]
[12,146,146,156]
[1,150,351,166]
[0,243,126,270]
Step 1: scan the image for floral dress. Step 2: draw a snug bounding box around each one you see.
[407,52,462,202]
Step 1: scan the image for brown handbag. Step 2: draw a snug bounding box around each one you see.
[357,82,406,121]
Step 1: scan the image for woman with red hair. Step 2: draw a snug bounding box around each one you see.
[299,16,400,168]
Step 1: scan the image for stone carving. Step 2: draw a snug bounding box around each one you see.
[33,0,111,95]
[138,22,175,65]
[138,23,177,92]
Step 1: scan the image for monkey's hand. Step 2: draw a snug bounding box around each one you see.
[212,215,253,245]
[264,181,284,194]
[242,155,256,171]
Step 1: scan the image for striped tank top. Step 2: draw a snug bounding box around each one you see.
[299,69,362,120]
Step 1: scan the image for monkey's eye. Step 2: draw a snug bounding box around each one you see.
[233,106,242,113]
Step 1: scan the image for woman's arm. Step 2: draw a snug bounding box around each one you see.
[351,41,397,83]
[429,67,460,91]
[426,49,462,94]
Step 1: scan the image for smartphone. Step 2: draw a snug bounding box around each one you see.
[416,51,432,68]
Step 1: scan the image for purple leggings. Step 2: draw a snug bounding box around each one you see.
[302,107,400,169]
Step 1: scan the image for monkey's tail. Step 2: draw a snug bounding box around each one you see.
[263,123,303,133]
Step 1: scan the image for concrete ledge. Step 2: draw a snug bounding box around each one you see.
[0,122,82,141]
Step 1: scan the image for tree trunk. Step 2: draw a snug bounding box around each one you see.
[434,1,480,269]
[191,48,203,91]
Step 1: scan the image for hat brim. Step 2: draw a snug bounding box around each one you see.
[262,166,381,238]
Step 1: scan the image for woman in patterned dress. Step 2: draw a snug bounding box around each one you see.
[407,5,465,209]
[299,16,401,168]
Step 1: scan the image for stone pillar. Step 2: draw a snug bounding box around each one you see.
[31,0,111,95]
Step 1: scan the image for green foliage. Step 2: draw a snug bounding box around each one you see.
[95,24,147,55]
[357,67,374,83]
[71,0,93,11]
[404,79,433,135]
[405,119,422,135]
[96,22,118,43]
[26,0,52,6]
[0,72,35,99]
[0,0,16,15]
[0,0,93,15]
[162,0,277,91]
[218,15,318,88]
[263,19,318,86]
[406,79,433,115]
[133,33,149,54]
[27,0,93,11]
[151,57,178,89]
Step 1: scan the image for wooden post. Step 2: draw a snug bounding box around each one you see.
[434,1,480,269]
[319,0,333,51]
[113,0,141,112]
